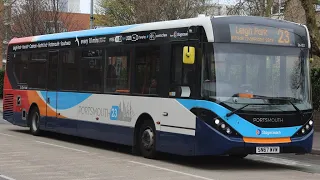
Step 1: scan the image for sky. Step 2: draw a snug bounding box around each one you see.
[79,0,237,14]
[80,0,97,14]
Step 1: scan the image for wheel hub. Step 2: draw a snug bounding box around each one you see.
[141,128,154,149]
[32,113,39,131]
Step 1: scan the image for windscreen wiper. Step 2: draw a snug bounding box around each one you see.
[226,104,250,117]
[226,103,268,117]
[253,96,305,116]
[225,97,304,118]
[270,97,304,116]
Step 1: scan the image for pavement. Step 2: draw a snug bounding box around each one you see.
[1,124,320,180]
[0,98,319,155]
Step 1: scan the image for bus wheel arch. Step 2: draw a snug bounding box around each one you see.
[28,103,41,136]
[133,113,157,159]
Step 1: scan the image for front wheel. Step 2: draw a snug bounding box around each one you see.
[29,107,41,136]
[139,120,157,159]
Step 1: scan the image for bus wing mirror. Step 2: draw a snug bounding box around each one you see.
[183,46,195,64]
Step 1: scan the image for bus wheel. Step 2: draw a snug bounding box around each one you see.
[139,120,157,159]
[29,107,41,136]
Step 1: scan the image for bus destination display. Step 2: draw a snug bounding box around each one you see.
[229,24,296,46]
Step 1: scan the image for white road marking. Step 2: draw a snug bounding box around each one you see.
[0,133,15,137]
[0,174,16,180]
[35,141,89,153]
[0,152,27,155]
[253,155,311,167]
[129,161,216,180]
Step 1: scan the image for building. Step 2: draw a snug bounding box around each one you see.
[206,3,241,16]
[50,0,80,13]
[11,11,90,35]
[1,10,90,69]
[41,12,90,33]
[271,0,286,20]
[59,0,80,13]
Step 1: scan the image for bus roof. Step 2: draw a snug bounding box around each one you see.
[9,15,310,48]
[9,15,214,45]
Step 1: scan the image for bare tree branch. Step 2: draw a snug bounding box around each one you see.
[95,0,212,26]
[10,0,81,37]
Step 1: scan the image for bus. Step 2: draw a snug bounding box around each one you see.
[3,15,314,159]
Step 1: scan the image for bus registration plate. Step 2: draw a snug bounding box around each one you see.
[256,146,280,154]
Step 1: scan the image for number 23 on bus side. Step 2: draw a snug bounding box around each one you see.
[278,29,290,44]
[110,106,119,120]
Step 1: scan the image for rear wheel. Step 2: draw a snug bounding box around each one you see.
[29,107,41,136]
[139,120,157,159]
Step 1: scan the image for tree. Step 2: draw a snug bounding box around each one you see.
[11,0,80,37]
[228,0,275,16]
[229,0,320,57]
[0,0,17,38]
[95,0,212,26]
[299,0,320,57]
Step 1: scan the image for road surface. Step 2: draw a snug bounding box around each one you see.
[0,116,320,180]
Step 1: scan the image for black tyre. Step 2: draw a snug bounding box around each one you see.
[139,120,157,159]
[29,107,41,136]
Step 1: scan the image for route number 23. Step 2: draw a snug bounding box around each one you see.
[110,106,119,120]
[278,29,290,44]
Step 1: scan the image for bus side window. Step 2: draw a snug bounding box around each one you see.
[28,52,47,89]
[80,49,103,92]
[60,50,78,91]
[134,46,160,95]
[104,47,130,93]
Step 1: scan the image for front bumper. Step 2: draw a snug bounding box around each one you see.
[195,118,313,156]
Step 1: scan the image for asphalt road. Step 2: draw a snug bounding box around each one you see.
[0,117,320,180]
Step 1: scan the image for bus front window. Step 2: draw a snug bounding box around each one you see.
[201,43,311,112]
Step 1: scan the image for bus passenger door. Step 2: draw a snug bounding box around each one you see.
[45,51,59,130]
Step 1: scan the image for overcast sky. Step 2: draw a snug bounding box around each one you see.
[79,0,96,14]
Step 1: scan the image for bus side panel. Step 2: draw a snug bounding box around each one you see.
[156,99,197,155]
[77,120,134,145]
[27,90,51,130]
[50,93,198,152]
[157,131,196,156]
[54,92,140,146]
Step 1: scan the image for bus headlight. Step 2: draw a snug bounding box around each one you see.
[193,109,241,138]
[309,120,313,126]
[306,125,310,130]
[226,128,232,134]
[211,117,241,137]
[221,123,226,129]
[293,119,313,137]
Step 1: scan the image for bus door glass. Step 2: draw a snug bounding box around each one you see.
[45,51,59,129]
[169,44,197,98]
